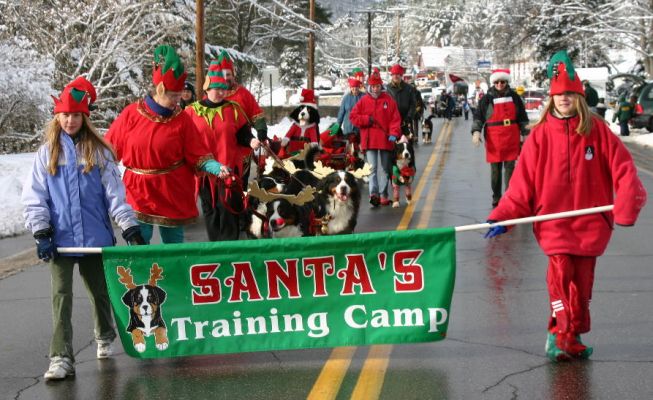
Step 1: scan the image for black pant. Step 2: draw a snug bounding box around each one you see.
[199,179,241,241]
[490,161,515,205]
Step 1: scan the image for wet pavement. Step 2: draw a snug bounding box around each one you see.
[1,118,652,399]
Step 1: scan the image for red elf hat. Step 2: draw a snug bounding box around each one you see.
[52,76,97,116]
[152,45,187,92]
[547,50,584,96]
[299,88,318,109]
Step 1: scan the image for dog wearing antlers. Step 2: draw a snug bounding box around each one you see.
[247,148,370,238]
[117,264,169,353]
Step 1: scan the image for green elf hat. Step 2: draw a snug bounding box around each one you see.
[52,76,97,116]
[203,59,228,91]
[152,45,187,92]
[351,67,364,78]
[547,50,584,97]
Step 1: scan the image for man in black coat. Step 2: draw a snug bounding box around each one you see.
[386,64,416,137]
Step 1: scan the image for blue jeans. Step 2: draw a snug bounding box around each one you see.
[139,222,184,244]
[619,121,630,136]
[365,149,392,199]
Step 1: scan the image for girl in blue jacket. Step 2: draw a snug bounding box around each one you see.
[21,77,144,381]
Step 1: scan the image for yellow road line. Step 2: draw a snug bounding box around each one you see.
[306,346,357,400]
[306,120,454,400]
[350,345,393,400]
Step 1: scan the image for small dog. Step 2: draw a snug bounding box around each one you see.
[280,91,321,158]
[118,265,169,353]
[314,170,361,234]
[423,114,435,144]
[391,140,416,208]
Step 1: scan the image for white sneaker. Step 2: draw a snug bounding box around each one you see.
[44,356,75,381]
[96,340,114,359]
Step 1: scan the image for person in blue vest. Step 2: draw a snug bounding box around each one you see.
[21,77,145,381]
[471,68,529,207]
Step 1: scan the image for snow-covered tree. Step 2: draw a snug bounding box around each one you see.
[279,43,306,88]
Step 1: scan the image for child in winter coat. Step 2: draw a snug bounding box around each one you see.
[21,77,145,381]
[484,51,647,362]
[612,95,637,136]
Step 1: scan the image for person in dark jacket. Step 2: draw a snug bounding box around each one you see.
[180,81,196,109]
[612,95,637,136]
[386,64,416,137]
[412,83,425,140]
[471,68,529,207]
[583,80,599,112]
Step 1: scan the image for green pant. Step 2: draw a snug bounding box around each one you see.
[490,161,515,205]
[49,255,116,361]
[139,222,184,244]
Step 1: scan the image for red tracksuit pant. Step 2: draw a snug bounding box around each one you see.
[546,254,596,335]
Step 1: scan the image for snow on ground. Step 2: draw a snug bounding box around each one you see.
[0,114,648,239]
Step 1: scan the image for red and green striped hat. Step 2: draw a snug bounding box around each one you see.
[152,45,187,92]
[218,50,234,72]
[203,59,228,91]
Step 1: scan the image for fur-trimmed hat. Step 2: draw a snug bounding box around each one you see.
[389,64,405,75]
[203,59,228,91]
[547,50,585,96]
[367,70,383,86]
[299,88,317,109]
[52,76,97,116]
[489,68,511,84]
[348,78,362,88]
[152,45,187,92]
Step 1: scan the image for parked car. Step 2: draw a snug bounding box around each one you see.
[522,89,546,112]
[632,81,653,132]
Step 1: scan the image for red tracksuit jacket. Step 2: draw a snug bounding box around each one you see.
[488,114,647,256]
[349,92,402,151]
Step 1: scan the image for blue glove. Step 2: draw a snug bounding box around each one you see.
[201,159,225,175]
[34,228,57,261]
[484,220,507,239]
[122,225,146,245]
[388,135,397,142]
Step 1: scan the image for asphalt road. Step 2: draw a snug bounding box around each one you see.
[1,117,652,399]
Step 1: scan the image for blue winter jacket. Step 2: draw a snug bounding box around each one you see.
[337,92,364,135]
[22,132,138,250]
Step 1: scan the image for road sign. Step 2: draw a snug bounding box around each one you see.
[477,60,491,69]
[261,67,279,88]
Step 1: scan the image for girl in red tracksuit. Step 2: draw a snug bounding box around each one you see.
[485,51,647,361]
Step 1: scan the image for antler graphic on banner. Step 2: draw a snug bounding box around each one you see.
[248,181,316,206]
[149,263,164,287]
[117,266,137,289]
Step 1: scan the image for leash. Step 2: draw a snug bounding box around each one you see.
[260,141,308,189]
[217,173,248,215]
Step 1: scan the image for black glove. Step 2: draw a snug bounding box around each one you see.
[122,225,146,245]
[257,128,268,142]
[34,227,57,262]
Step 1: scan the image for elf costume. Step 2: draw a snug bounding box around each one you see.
[106,45,213,233]
[487,50,647,361]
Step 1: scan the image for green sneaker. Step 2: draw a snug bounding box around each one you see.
[546,333,571,362]
[575,335,593,359]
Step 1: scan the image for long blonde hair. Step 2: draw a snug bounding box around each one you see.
[44,114,117,175]
[531,93,593,136]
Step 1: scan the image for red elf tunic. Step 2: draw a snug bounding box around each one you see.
[105,99,212,226]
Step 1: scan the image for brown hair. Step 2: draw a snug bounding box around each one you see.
[44,114,116,175]
[531,93,593,136]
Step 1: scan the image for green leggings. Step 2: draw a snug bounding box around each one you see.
[49,255,116,361]
[138,222,184,244]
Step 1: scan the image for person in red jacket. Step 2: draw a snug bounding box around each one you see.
[186,58,260,241]
[485,51,647,361]
[350,69,402,207]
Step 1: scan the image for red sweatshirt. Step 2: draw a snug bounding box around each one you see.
[488,114,647,256]
[349,92,402,151]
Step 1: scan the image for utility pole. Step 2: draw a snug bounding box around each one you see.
[307,0,315,90]
[367,12,372,76]
[395,12,401,61]
[195,0,204,98]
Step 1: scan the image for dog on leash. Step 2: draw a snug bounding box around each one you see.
[423,114,435,144]
[391,138,416,208]
[314,170,361,235]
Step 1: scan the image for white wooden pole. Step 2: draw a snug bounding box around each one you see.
[56,205,615,254]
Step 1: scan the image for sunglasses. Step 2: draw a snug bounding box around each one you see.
[495,80,507,85]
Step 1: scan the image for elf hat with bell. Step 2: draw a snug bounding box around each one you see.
[203,59,228,91]
[52,76,97,116]
[299,88,318,109]
[351,67,365,78]
[547,50,584,96]
[489,68,511,84]
[152,45,187,92]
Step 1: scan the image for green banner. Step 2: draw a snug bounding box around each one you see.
[102,227,456,358]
